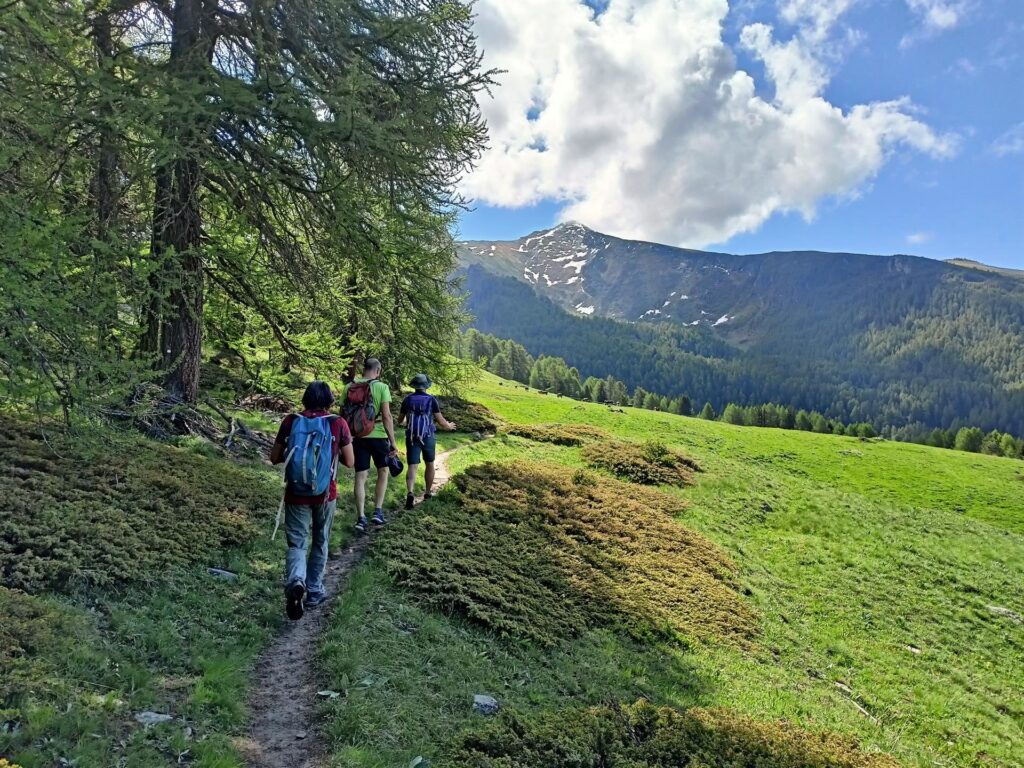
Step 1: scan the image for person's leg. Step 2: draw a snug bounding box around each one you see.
[305,500,336,606]
[283,504,312,620]
[422,435,437,497]
[406,460,419,494]
[354,471,368,515]
[374,466,389,508]
[424,461,435,495]
[370,439,389,524]
[353,438,371,531]
[405,438,421,508]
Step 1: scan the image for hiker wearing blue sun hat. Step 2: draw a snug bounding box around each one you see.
[398,373,456,510]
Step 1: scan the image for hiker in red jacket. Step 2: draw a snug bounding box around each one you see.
[271,381,354,620]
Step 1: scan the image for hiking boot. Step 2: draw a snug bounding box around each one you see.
[286,581,305,621]
[354,515,368,534]
[305,592,328,608]
[424,491,434,500]
[405,493,415,510]
[372,510,388,526]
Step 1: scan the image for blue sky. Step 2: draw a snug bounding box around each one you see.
[458,0,1024,268]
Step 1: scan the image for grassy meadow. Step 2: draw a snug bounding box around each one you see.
[2,372,1021,767]
[320,373,1024,767]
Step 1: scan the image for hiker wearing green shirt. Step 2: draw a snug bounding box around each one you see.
[341,358,398,532]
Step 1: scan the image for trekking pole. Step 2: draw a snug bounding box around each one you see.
[272,446,298,541]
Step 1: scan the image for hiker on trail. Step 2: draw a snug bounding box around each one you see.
[341,358,398,533]
[398,373,456,510]
[270,381,354,621]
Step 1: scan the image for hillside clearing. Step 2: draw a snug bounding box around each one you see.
[319,373,1024,767]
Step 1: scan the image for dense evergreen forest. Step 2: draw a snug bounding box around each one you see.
[462,266,1024,436]
[1,1,491,424]
[457,329,1024,460]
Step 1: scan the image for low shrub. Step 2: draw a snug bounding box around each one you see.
[582,439,701,486]
[430,396,501,434]
[0,417,279,593]
[0,587,76,700]
[456,700,899,768]
[380,462,754,646]
[505,423,607,446]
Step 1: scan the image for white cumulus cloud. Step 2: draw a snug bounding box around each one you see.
[992,122,1024,156]
[906,231,933,244]
[463,0,957,247]
[901,0,970,46]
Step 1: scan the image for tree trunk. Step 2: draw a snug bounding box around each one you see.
[143,0,212,403]
[91,11,122,358]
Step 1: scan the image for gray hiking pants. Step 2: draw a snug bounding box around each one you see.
[284,500,336,598]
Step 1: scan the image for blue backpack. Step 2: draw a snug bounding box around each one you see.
[406,394,436,446]
[284,415,338,497]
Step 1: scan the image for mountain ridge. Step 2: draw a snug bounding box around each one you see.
[456,223,1024,435]
[457,222,1012,335]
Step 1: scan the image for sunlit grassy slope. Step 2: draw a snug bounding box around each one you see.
[323,372,1023,768]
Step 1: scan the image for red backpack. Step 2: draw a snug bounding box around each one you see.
[342,381,378,438]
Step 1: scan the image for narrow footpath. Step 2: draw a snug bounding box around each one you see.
[237,449,456,768]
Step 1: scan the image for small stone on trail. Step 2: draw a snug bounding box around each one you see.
[134,711,173,726]
[207,567,238,580]
[906,645,922,654]
[473,694,500,715]
[296,730,307,740]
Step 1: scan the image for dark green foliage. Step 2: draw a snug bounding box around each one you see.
[0,587,77,700]
[1,0,491,414]
[700,402,717,420]
[459,330,536,384]
[955,427,984,453]
[582,440,701,487]
[0,417,277,592]
[462,264,1024,436]
[379,462,754,646]
[456,700,900,768]
[528,355,583,397]
[722,403,747,425]
[506,423,608,446]
[432,396,501,434]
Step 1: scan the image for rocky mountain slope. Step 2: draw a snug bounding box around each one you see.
[456,224,1024,433]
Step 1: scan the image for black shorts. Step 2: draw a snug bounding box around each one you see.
[353,437,391,472]
[406,434,436,465]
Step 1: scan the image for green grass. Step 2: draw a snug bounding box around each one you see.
[320,373,1024,767]
[0,413,460,768]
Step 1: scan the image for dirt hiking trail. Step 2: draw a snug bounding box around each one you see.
[237,448,456,768]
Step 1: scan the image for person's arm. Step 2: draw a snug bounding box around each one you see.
[335,419,355,469]
[270,442,285,464]
[381,401,398,454]
[270,417,291,463]
[435,411,456,431]
[339,442,354,469]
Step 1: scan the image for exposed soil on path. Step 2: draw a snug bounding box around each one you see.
[237,449,456,768]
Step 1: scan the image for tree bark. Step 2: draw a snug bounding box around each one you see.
[91,10,122,358]
[143,0,213,402]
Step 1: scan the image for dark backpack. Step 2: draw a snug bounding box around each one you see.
[284,415,338,497]
[342,381,378,438]
[405,394,435,446]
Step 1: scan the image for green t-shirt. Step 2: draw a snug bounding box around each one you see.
[343,378,392,440]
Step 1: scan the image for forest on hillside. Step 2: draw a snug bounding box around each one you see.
[0,1,491,424]
[462,266,1024,436]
